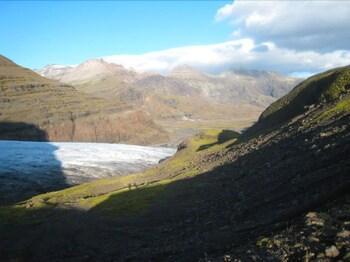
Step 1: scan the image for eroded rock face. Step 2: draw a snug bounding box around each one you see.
[0,111,168,145]
[44,111,168,145]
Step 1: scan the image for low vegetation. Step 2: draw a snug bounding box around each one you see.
[316,95,350,122]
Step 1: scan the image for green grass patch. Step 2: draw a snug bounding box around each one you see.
[322,69,350,101]
[316,96,350,122]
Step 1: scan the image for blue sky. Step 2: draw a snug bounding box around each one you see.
[0,1,231,68]
[1,1,350,75]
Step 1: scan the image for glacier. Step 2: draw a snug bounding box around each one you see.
[0,140,176,204]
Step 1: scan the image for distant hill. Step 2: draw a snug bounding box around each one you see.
[0,55,168,144]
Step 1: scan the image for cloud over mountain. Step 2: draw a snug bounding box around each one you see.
[216,0,350,52]
[103,38,350,76]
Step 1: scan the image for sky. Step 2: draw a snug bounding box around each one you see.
[0,1,230,68]
[1,0,350,76]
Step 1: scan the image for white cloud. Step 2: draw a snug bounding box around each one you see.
[100,1,350,76]
[102,38,350,75]
[103,39,253,74]
[216,0,350,52]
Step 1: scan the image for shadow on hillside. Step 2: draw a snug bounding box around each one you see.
[0,122,66,205]
[0,121,49,141]
[0,116,349,261]
[89,116,350,260]
[197,129,240,151]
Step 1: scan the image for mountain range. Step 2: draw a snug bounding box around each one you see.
[37,58,300,144]
[38,60,297,107]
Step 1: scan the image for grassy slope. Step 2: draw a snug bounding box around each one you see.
[0,129,239,219]
[247,66,350,136]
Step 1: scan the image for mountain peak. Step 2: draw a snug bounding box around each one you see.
[78,58,109,68]
[223,68,275,77]
[171,64,199,73]
[75,58,128,72]
[169,64,206,79]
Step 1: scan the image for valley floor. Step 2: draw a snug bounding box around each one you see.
[156,117,256,146]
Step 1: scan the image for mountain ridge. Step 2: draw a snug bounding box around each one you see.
[246,65,350,136]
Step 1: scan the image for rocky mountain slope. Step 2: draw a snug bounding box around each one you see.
[38,60,300,142]
[0,66,349,261]
[0,55,168,144]
[38,61,299,108]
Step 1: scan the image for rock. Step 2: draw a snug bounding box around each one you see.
[337,230,350,238]
[177,141,187,151]
[294,243,303,248]
[25,201,33,208]
[273,239,282,247]
[256,237,270,247]
[159,156,170,163]
[308,236,320,242]
[325,245,339,258]
[306,212,325,227]
[320,132,328,137]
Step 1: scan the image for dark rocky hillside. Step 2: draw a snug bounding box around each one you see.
[0,66,349,261]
